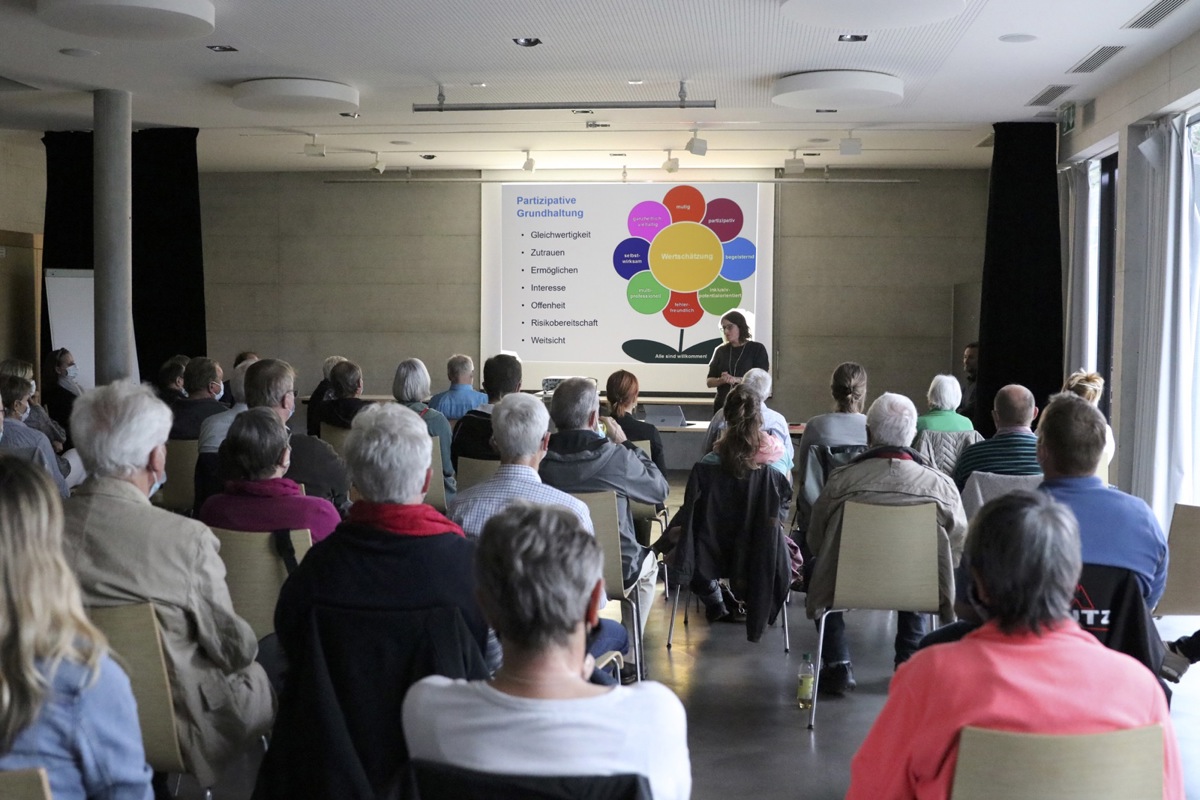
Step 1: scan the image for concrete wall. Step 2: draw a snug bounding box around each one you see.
[0,130,45,234]
[201,169,989,416]
[200,172,481,395]
[773,169,988,422]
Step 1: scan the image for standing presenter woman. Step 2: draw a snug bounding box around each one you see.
[705,311,769,412]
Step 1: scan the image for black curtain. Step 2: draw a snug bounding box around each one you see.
[975,122,1063,436]
[41,128,207,382]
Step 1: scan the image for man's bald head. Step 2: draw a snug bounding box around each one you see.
[993,384,1037,428]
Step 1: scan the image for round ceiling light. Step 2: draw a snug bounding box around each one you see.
[771,71,903,109]
[779,0,965,29]
[37,0,214,39]
[231,79,360,114]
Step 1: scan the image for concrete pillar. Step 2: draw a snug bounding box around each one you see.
[93,89,135,384]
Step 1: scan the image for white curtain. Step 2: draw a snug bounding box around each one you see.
[1128,114,1200,528]
[1059,161,1099,373]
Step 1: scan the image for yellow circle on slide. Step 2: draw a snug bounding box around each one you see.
[648,222,724,293]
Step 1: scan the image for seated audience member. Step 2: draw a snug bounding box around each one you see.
[0,377,70,498]
[447,392,628,673]
[605,369,668,476]
[245,359,351,514]
[957,341,979,420]
[274,402,488,662]
[393,358,456,501]
[0,359,83,487]
[1,358,68,453]
[42,347,83,432]
[221,351,258,408]
[199,408,341,543]
[847,491,1183,800]
[61,381,274,788]
[0,456,154,800]
[318,359,373,429]
[916,374,974,432]
[1062,369,1115,480]
[199,357,257,456]
[953,384,1041,490]
[429,354,488,422]
[403,502,691,800]
[700,385,786,477]
[170,357,227,440]
[701,367,793,471]
[1039,392,1167,609]
[305,355,346,437]
[156,357,187,405]
[540,377,667,646]
[806,393,966,693]
[451,353,521,468]
[796,362,868,485]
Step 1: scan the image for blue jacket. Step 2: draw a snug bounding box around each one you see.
[0,654,152,800]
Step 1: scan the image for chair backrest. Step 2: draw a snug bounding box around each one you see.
[411,759,652,800]
[86,603,187,774]
[154,438,198,513]
[832,501,940,613]
[913,428,983,477]
[211,527,314,639]
[1156,502,1200,616]
[573,491,625,603]
[960,471,1044,519]
[319,422,351,458]
[456,457,501,493]
[950,725,1164,799]
[0,768,52,800]
[630,439,652,457]
[425,436,447,512]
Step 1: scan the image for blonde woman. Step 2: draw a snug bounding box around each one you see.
[0,456,152,799]
[1062,370,1115,480]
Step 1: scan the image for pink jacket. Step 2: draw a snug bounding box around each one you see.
[848,621,1183,799]
[199,477,341,543]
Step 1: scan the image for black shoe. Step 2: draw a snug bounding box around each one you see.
[619,663,640,685]
[819,662,856,695]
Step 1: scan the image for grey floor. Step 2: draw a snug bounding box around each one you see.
[176,470,1200,799]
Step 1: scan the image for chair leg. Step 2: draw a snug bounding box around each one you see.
[631,592,644,681]
[666,583,683,649]
[782,598,790,654]
[809,609,830,730]
[662,556,670,600]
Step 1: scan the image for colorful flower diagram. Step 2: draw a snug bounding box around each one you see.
[613,185,757,363]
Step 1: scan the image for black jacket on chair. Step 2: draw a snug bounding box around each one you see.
[253,605,488,800]
[669,462,792,642]
[1074,562,1169,699]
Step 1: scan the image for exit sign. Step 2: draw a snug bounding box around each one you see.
[1058,102,1076,135]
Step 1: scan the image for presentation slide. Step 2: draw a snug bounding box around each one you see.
[481,182,774,395]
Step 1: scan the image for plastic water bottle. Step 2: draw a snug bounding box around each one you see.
[797,653,815,709]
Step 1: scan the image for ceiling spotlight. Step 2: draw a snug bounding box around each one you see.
[303,135,325,157]
[205,44,238,52]
[419,154,436,160]
[339,111,359,118]
[840,136,863,155]
[513,37,542,47]
[685,129,708,156]
[838,34,868,42]
[522,150,536,171]
[627,79,644,85]
[370,154,386,174]
[662,150,679,173]
[784,149,806,174]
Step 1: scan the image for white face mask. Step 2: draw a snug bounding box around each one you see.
[18,405,30,423]
[149,468,167,498]
[213,384,225,402]
[65,364,79,381]
[30,380,36,395]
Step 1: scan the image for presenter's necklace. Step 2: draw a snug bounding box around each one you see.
[729,343,747,376]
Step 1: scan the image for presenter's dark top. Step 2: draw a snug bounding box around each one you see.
[707,340,769,412]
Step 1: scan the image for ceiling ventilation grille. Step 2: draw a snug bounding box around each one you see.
[976,133,995,148]
[1124,0,1189,29]
[1026,85,1073,106]
[1069,46,1126,73]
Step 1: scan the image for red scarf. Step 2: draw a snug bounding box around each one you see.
[348,501,465,538]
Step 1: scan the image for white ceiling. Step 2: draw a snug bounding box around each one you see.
[0,0,1197,173]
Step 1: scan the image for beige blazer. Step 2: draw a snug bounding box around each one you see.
[62,476,275,787]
